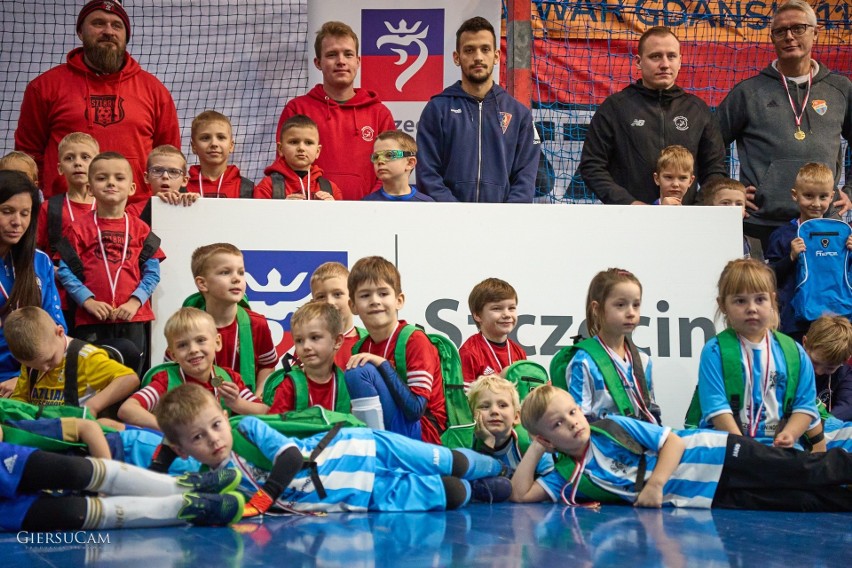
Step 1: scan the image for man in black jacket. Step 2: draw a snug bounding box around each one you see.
[579,26,726,205]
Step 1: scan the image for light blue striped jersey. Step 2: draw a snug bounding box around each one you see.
[489,432,555,477]
[697,334,820,442]
[567,341,655,421]
[221,417,377,513]
[536,416,729,508]
[824,416,852,452]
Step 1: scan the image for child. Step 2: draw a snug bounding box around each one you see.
[562,268,660,424]
[184,243,278,393]
[701,177,750,258]
[652,145,694,206]
[695,258,820,448]
[511,385,852,511]
[459,277,526,390]
[363,131,434,202]
[118,307,268,430]
[0,151,39,187]
[345,256,448,444]
[35,133,99,331]
[5,306,139,414]
[310,261,364,368]
[803,315,852,421]
[185,110,254,198]
[56,152,165,371]
[765,163,852,340]
[468,374,553,477]
[253,114,342,200]
[156,383,511,516]
[269,301,347,413]
[143,145,194,207]
[0,426,244,531]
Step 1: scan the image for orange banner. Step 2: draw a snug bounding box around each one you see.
[530,0,851,44]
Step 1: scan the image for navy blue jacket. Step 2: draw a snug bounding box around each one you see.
[415,82,539,202]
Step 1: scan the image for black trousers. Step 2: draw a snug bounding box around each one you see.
[76,321,150,376]
[712,435,852,512]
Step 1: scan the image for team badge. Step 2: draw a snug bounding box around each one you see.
[89,95,125,127]
[821,238,830,248]
[361,126,375,142]
[812,100,827,116]
[103,1,117,12]
[674,116,689,131]
[499,112,513,134]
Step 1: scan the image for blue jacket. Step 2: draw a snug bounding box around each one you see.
[416,82,539,202]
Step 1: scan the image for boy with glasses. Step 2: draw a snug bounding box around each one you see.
[363,131,433,202]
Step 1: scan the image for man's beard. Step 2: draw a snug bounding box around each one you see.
[83,37,125,74]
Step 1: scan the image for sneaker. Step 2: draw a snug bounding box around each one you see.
[180,491,245,526]
[177,469,242,494]
[470,476,512,504]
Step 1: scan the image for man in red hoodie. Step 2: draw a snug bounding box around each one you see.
[14,1,180,216]
[276,21,395,201]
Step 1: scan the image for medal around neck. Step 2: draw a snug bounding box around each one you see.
[210,375,225,388]
[794,128,806,140]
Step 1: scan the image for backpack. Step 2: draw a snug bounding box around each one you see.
[353,324,474,449]
[182,292,258,392]
[791,218,852,322]
[683,328,800,430]
[270,172,333,199]
[141,362,235,413]
[0,398,118,454]
[550,337,659,423]
[260,365,351,414]
[503,360,549,401]
[552,418,648,505]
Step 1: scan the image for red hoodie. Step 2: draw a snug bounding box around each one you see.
[185,165,250,198]
[15,47,180,208]
[253,157,342,200]
[276,84,395,201]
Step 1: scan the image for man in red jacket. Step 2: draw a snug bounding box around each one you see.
[276,21,395,201]
[14,1,180,216]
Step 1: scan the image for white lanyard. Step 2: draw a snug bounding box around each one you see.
[481,332,512,372]
[597,337,657,424]
[198,171,224,198]
[308,372,336,408]
[740,332,772,438]
[297,170,312,200]
[180,367,219,397]
[560,443,600,509]
[94,214,130,307]
[65,195,95,222]
[781,69,812,139]
[368,322,400,361]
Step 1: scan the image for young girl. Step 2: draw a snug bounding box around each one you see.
[563,268,660,424]
[0,171,66,397]
[696,258,820,448]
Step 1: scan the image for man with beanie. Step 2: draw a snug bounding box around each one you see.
[15,1,180,215]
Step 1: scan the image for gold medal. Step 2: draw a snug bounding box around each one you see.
[210,375,224,388]
[794,128,806,141]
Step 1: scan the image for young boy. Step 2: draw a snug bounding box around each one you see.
[459,278,527,389]
[144,145,194,207]
[269,302,346,413]
[4,306,139,415]
[118,308,268,430]
[345,256,447,444]
[157,383,510,517]
[468,374,553,477]
[185,110,254,198]
[184,243,278,393]
[363,131,434,202]
[253,114,342,200]
[310,261,363,368]
[56,152,166,370]
[0,427,244,531]
[652,145,695,206]
[0,151,39,187]
[804,315,852,421]
[765,163,852,340]
[701,177,750,258]
[511,385,852,511]
[35,132,99,331]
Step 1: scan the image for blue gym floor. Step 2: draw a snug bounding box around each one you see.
[2,504,850,567]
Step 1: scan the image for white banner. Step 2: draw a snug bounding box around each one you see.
[152,200,742,426]
[308,0,502,140]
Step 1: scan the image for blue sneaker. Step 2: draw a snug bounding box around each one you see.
[470,476,512,504]
[177,469,241,494]
[179,491,245,526]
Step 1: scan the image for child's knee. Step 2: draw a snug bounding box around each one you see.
[344,365,382,397]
